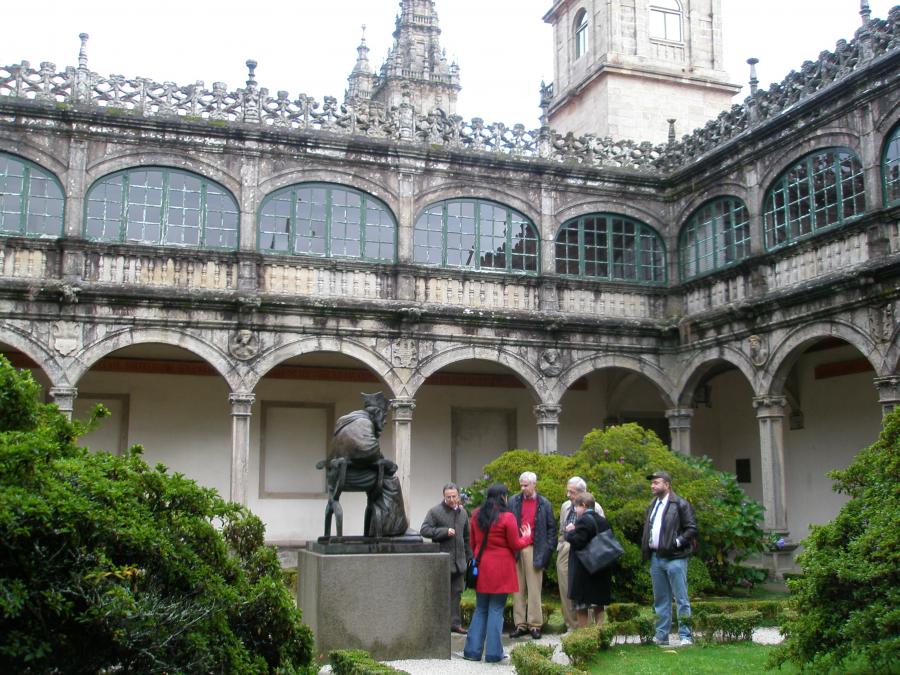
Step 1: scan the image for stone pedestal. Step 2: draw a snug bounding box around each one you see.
[297,542,450,661]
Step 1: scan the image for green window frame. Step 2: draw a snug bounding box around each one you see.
[555,213,666,284]
[763,148,865,250]
[85,167,239,249]
[0,152,65,238]
[679,197,751,280]
[413,198,539,274]
[258,183,396,262]
[882,124,900,207]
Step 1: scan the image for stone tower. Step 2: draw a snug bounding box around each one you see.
[543,0,740,143]
[347,0,460,115]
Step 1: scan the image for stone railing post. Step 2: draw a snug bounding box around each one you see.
[50,386,78,420]
[533,404,561,455]
[873,376,900,417]
[229,392,255,505]
[665,408,694,455]
[753,395,788,531]
[390,397,416,518]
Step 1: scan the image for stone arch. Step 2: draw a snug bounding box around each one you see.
[257,169,399,217]
[413,184,540,226]
[674,345,758,406]
[757,131,863,190]
[0,140,68,177]
[0,323,68,387]
[675,188,753,229]
[551,353,675,408]
[85,151,241,197]
[405,344,544,403]
[248,336,402,399]
[69,327,241,391]
[553,200,666,235]
[873,100,900,137]
[762,321,881,396]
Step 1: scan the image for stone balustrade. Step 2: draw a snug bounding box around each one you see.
[82,248,239,290]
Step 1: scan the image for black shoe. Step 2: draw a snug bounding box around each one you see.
[530,628,542,639]
[509,627,529,638]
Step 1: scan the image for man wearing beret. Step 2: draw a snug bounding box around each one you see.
[641,470,697,647]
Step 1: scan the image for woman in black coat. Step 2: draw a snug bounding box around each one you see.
[564,492,613,627]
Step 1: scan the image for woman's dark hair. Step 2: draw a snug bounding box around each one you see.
[477,483,509,531]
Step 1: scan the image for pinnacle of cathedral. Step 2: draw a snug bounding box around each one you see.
[346,25,374,104]
[349,0,461,116]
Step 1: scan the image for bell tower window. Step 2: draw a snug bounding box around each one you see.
[574,9,589,60]
[649,0,683,43]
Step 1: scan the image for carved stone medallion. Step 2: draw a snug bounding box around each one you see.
[391,338,418,368]
[748,334,768,368]
[229,329,260,361]
[539,348,563,377]
[52,321,81,356]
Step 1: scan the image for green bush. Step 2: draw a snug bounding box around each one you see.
[465,424,770,599]
[769,407,900,673]
[695,610,761,643]
[328,649,408,674]
[560,624,603,667]
[510,642,582,674]
[0,356,315,673]
[606,602,640,622]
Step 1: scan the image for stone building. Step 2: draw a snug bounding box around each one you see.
[0,1,898,572]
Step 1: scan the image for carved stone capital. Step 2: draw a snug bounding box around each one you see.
[752,395,787,418]
[49,386,78,411]
[228,392,255,416]
[533,404,562,425]
[665,408,694,428]
[390,397,416,422]
[873,376,900,403]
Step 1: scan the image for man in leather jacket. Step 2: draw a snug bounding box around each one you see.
[641,471,697,647]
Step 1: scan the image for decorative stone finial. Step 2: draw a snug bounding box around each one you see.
[78,33,89,70]
[860,0,871,25]
[747,57,760,95]
[539,80,553,127]
[667,118,677,145]
[245,59,257,87]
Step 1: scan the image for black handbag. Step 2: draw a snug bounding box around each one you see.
[465,525,490,589]
[575,516,624,574]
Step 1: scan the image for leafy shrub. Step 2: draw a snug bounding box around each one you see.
[769,408,900,673]
[0,356,314,674]
[560,624,603,667]
[466,424,769,599]
[695,610,762,643]
[329,649,408,674]
[510,642,581,674]
[606,602,640,622]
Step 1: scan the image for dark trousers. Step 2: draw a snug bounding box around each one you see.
[450,571,465,629]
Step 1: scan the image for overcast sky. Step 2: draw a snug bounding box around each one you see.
[2,1,894,128]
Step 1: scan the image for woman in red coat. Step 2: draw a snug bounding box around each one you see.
[462,483,531,663]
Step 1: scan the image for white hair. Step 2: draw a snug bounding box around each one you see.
[567,476,587,492]
[519,471,537,484]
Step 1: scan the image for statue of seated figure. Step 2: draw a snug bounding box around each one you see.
[317,392,410,538]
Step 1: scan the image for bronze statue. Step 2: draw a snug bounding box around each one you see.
[317,392,410,538]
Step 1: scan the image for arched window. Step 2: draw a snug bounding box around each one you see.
[413,199,539,274]
[649,0,683,42]
[679,197,751,280]
[883,124,900,207]
[763,148,865,250]
[259,183,395,261]
[555,213,666,283]
[85,168,238,248]
[574,9,589,60]
[0,152,64,237]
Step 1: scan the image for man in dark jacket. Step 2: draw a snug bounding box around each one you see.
[641,471,698,647]
[508,471,557,639]
[420,482,472,634]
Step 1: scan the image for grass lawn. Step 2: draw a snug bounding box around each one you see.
[587,642,796,674]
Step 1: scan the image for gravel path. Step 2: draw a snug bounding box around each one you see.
[319,627,784,674]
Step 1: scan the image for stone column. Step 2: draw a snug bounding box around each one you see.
[873,376,900,416]
[50,386,78,419]
[229,392,255,505]
[753,395,788,531]
[665,408,694,455]
[390,397,416,518]
[533,404,561,455]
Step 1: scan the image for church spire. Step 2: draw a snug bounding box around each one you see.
[369,0,461,115]
[345,25,374,105]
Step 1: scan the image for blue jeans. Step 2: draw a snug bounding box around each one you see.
[463,592,507,662]
[649,554,692,642]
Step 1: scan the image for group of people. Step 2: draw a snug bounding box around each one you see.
[419,469,697,662]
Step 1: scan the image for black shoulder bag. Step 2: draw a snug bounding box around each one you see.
[575,512,624,575]
[465,524,490,589]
